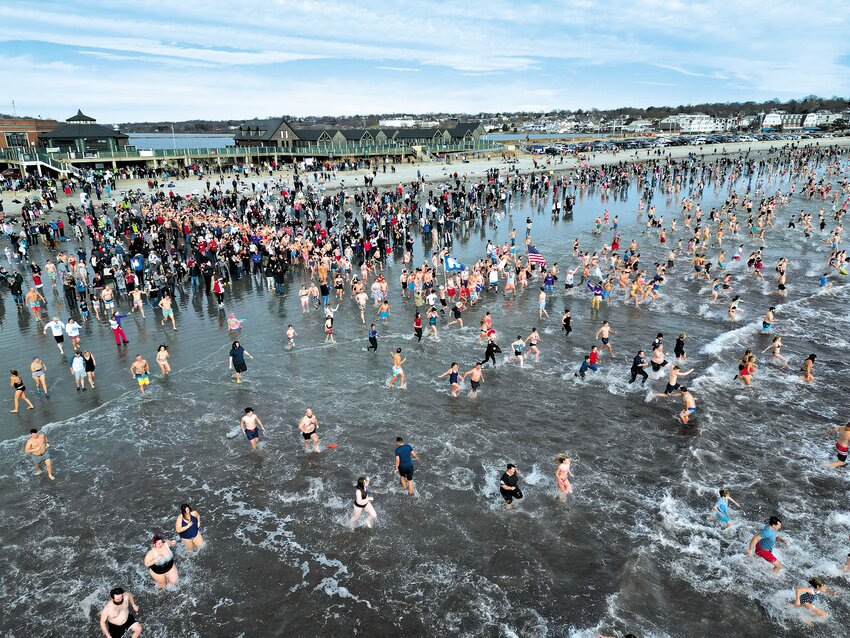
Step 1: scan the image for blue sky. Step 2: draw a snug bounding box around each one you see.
[2,0,849,122]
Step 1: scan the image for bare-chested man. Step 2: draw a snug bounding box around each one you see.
[129,355,150,395]
[655,365,694,397]
[99,587,142,638]
[240,407,265,450]
[462,363,485,398]
[101,286,115,313]
[25,286,46,322]
[298,408,320,453]
[678,387,697,423]
[388,348,406,388]
[829,422,850,469]
[158,294,176,330]
[24,428,55,480]
[129,288,146,318]
[595,320,617,358]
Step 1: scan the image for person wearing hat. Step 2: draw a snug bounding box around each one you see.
[500,464,523,509]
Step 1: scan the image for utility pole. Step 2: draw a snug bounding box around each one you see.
[171,124,177,150]
[11,99,16,117]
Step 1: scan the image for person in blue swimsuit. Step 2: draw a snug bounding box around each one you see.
[792,577,836,617]
[175,503,204,552]
[711,488,741,529]
[438,362,461,397]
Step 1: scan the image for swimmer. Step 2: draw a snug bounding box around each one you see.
[155,345,170,375]
[349,476,377,528]
[800,354,816,382]
[761,336,788,368]
[828,422,850,468]
[30,356,48,395]
[99,587,142,638]
[677,387,697,423]
[298,408,320,453]
[747,515,788,573]
[143,535,178,589]
[10,369,35,412]
[761,306,775,334]
[438,362,462,397]
[240,407,265,450]
[228,340,252,384]
[387,348,406,388]
[728,295,740,319]
[462,363,485,398]
[367,324,378,352]
[510,335,526,368]
[129,355,150,395]
[595,321,616,358]
[499,464,522,509]
[554,454,574,499]
[286,324,297,347]
[158,294,177,330]
[24,428,54,480]
[227,313,243,330]
[628,350,650,385]
[655,366,694,397]
[525,328,542,362]
[175,503,204,552]
[791,577,837,618]
[711,488,741,529]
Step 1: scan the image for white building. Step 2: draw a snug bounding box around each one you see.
[659,113,717,134]
[378,117,439,128]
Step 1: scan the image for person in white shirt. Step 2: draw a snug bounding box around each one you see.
[43,317,66,354]
[70,351,87,391]
[65,318,82,350]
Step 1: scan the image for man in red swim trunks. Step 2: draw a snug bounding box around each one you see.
[747,516,789,573]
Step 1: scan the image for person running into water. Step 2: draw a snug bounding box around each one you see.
[801,354,816,382]
[24,428,55,479]
[286,324,297,348]
[394,436,419,496]
[227,313,244,330]
[462,363,485,398]
[595,321,617,358]
[525,328,542,362]
[711,488,741,529]
[10,369,35,412]
[629,350,650,385]
[129,355,150,396]
[144,535,178,589]
[554,454,574,499]
[791,577,837,618]
[748,515,789,573]
[298,408,320,453]
[240,407,265,450]
[155,345,171,376]
[367,324,378,352]
[175,503,204,553]
[761,336,788,368]
[43,316,66,354]
[499,464,522,509]
[678,387,697,423]
[349,476,377,528]
[510,335,526,368]
[828,421,850,468]
[438,362,462,397]
[99,587,142,638]
[228,341,253,384]
[387,348,406,389]
[70,350,87,391]
[158,294,177,331]
[30,356,48,396]
[478,337,502,367]
[655,365,694,397]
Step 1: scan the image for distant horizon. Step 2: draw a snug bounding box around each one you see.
[3,1,849,122]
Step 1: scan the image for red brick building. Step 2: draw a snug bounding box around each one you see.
[0,117,59,149]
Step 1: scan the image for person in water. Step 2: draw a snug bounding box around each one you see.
[240,407,265,450]
[349,476,377,528]
[438,362,462,397]
[499,464,522,509]
[791,577,837,618]
[748,515,789,573]
[554,454,574,499]
[711,488,741,529]
[99,587,142,638]
[143,535,178,589]
[175,503,204,552]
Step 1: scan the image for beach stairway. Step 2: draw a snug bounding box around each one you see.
[0,149,79,177]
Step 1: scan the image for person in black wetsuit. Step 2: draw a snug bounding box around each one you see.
[478,337,502,367]
[629,350,650,385]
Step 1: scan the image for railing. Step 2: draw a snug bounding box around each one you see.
[0,140,501,165]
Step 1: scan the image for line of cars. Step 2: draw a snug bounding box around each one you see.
[524,131,839,155]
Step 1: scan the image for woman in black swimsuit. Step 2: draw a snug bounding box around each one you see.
[9,369,34,413]
[143,535,178,589]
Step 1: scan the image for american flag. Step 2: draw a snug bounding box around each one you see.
[527,244,547,267]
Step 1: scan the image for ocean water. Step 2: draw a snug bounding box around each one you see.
[1,152,849,637]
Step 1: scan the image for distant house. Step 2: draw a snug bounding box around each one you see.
[659,113,717,134]
[40,110,129,155]
[623,119,654,133]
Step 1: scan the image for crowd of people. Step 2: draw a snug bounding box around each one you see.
[3,140,849,635]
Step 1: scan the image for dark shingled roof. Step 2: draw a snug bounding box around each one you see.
[42,122,128,140]
[391,128,443,139]
[233,118,286,142]
[291,128,333,142]
[337,129,373,141]
[67,109,96,123]
[446,123,481,138]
